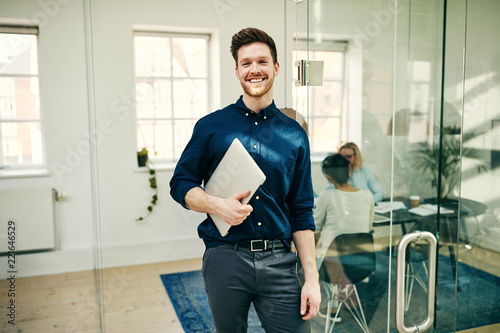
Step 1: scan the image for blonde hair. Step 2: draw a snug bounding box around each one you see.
[340,142,363,170]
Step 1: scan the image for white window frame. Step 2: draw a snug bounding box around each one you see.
[292,35,363,160]
[132,27,219,167]
[0,24,46,175]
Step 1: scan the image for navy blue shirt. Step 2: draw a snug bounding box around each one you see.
[170,97,315,248]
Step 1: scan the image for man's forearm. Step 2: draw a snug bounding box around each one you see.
[184,187,253,226]
[293,228,321,319]
[184,186,217,213]
[293,229,319,281]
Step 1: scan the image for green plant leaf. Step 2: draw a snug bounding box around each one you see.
[138,148,148,156]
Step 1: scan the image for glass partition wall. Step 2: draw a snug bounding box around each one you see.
[295,0,500,332]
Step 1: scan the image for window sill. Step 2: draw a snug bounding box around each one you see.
[0,168,51,179]
[133,162,176,173]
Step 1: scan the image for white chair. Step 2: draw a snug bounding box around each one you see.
[317,233,375,333]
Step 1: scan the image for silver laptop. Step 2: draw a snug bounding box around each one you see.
[204,138,266,237]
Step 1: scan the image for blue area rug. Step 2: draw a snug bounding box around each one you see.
[160,270,264,333]
[161,254,500,333]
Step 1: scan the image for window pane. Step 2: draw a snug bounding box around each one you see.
[0,33,38,75]
[136,79,172,119]
[0,77,40,119]
[313,81,342,117]
[1,121,43,166]
[137,120,173,160]
[173,79,207,118]
[311,117,341,153]
[134,32,210,163]
[134,36,171,77]
[315,51,343,80]
[172,38,207,77]
[292,82,308,113]
[173,119,197,159]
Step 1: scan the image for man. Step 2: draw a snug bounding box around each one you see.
[170,27,320,333]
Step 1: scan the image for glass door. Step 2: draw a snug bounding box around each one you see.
[291,0,494,332]
[296,0,500,332]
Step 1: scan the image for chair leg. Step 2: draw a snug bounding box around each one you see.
[327,303,343,333]
[325,294,332,333]
[317,283,342,333]
[342,285,370,333]
[414,262,428,293]
[405,261,430,312]
[405,263,414,311]
[316,283,333,333]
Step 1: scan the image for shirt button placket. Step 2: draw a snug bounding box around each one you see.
[251,117,260,153]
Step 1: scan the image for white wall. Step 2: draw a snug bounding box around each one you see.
[0,0,96,278]
[88,0,291,269]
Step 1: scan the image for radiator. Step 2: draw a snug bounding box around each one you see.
[0,188,56,253]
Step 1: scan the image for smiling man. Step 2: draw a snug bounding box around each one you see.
[170,27,320,333]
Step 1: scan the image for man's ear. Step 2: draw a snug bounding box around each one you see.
[325,174,334,184]
[235,66,239,79]
[274,61,280,75]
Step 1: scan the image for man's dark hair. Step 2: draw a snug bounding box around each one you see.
[230,27,278,65]
[322,153,350,184]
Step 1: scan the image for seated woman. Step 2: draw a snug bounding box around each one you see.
[338,142,384,203]
[315,153,374,268]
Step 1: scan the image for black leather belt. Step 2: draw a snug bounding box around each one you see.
[235,240,285,252]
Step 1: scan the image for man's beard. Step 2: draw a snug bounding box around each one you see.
[241,76,274,97]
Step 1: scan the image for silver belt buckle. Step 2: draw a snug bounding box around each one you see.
[251,240,266,251]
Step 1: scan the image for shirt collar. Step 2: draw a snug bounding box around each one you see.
[235,96,278,118]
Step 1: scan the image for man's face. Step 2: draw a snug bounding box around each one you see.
[235,42,279,99]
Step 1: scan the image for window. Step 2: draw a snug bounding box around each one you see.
[0,25,44,169]
[133,31,210,164]
[292,40,347,157]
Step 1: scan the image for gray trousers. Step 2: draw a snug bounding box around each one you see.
[202,244,311,333]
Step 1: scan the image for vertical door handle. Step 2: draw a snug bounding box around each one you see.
[395,231,437,333]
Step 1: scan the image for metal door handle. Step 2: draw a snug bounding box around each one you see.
[395,231,437,333]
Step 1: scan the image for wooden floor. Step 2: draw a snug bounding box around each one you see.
[0,258,202,333]
[1,243,499,333]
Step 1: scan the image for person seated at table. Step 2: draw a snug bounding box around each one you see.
[315,153,375,268]
[329,142,384,203]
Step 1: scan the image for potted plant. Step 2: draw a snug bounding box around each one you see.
[136,148,158,221]
[137,147,149,167]
[411,126,488,199]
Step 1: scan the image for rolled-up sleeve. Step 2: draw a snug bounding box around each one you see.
[169,122,208,209]
[286,138,315,232]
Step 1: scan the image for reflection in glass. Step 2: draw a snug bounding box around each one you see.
[292,47,345,155]
[172,38,207,77]
[134,35,171,77]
